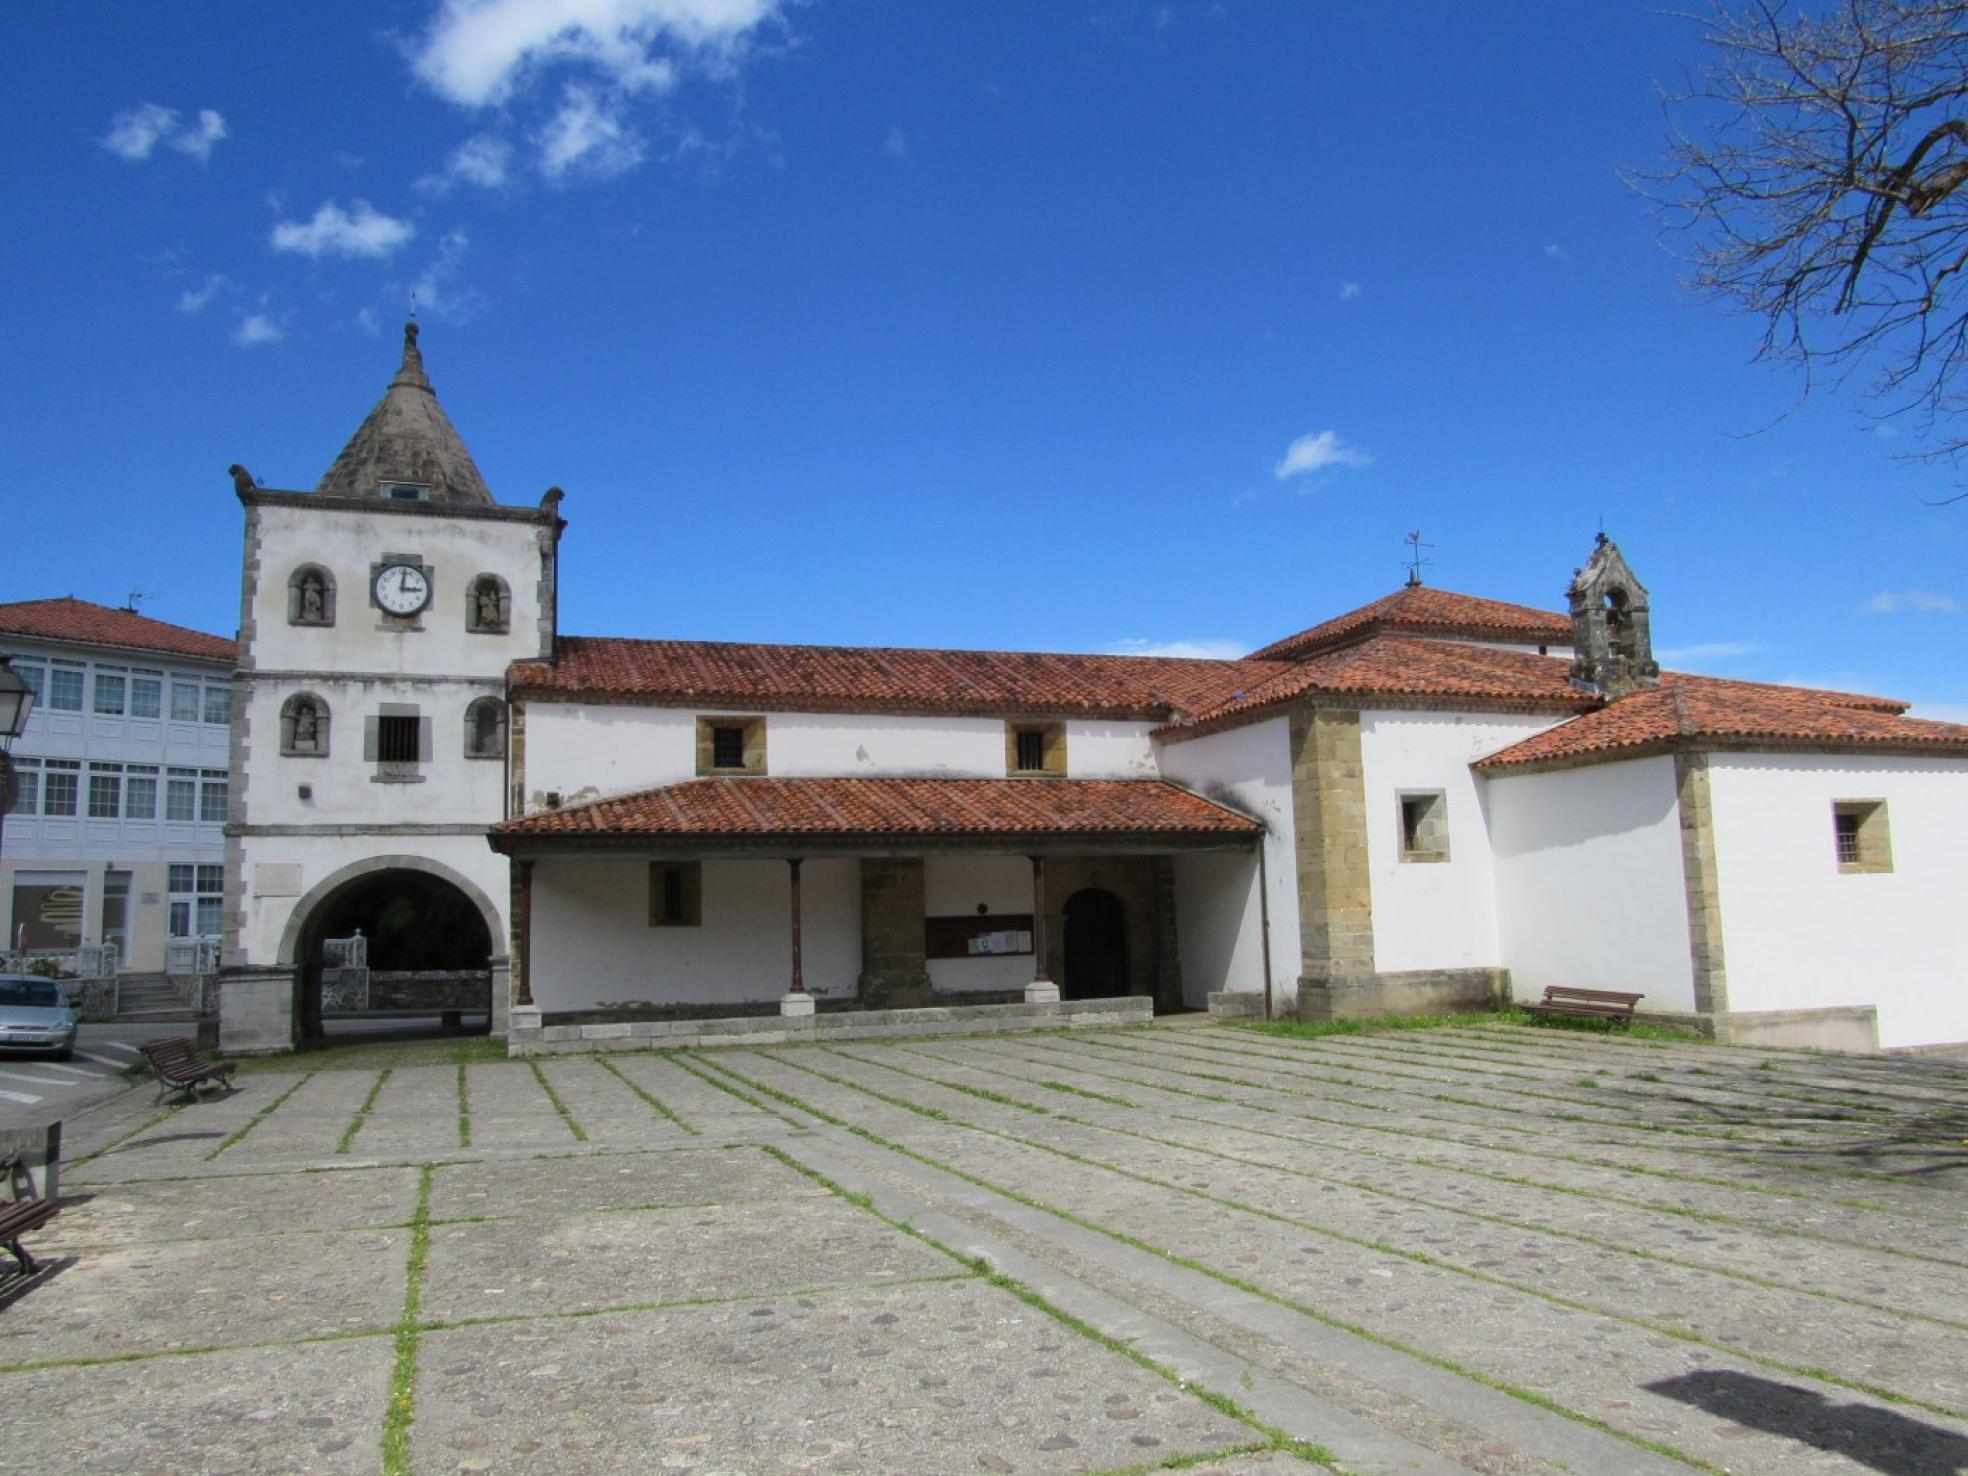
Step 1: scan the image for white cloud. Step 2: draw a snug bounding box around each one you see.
[1274,429,1371,481]
[231,314,284,347]
[175,274,228,314]
[1863,589,1960,615]
[270,201,417,259]
[538,85,643,179]
[1655,640,1758,664]
[883,126,909,159]
[420,133,513,192]
[104,103,227,163]
[356,306,382,336]
[1108,638,1249,660]
[411,0,780,108]
[400,229,484,324]
[1543,243,1570,263]
[1337,281,1362,301]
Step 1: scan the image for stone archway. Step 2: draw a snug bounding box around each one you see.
[1062,887,1130,1001]
[282,856,504,1042]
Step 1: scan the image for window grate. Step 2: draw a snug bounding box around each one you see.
[1834,814,1862,864]
[378,714,420,764]
[712,725,745,769]
[1015,729,1046,772]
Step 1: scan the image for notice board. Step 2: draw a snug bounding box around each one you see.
[924,914,1035,961]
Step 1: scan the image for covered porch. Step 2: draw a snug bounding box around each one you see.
[488,776,1264,1032]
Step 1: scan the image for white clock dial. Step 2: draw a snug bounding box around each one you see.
[374,563,431,616]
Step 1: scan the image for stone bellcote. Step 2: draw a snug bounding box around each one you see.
[314,322,495,505]
[1567,534,1659,698]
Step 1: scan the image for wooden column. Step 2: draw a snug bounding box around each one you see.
[788,857,806,995]
[514,859,534,1005]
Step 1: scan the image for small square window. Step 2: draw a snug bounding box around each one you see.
[382,481,429,501]
[1832,800,1891,873]
[1398,791,1449,863]
[1005,721,1066,776]
[696,716,766,776]
[378,714,421,764]
[648,862,702,927]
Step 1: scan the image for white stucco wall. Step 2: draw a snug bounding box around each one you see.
[923,854,1037,994]
[520,704,1160,808]
[1361,710,1558,973]
[528,856,859,1011]
[1706,753,1968,1049]
[1155,716,1296,1010]
[1485,755,1696,1009]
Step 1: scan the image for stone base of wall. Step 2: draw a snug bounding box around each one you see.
[1888,1038,1968,1060]
[218,966,297,1054]
[1297,968,1508,1023]
[1712,1005,1880,1054]
[1207,990,1266,1020]
[508,995,1152,1056]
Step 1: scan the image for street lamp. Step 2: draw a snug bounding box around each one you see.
[0,656,37,936]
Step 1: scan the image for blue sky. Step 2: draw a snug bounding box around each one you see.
[4,2,1963,716]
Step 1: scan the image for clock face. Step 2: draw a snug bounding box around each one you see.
[374,563,431,616]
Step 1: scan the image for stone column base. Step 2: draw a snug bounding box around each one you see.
[218,966,298,1055]
[1712,1005,1879,1053]
[1207,990,1265,1020]
[488,957,512,1039]
[780,992,817,1017]
[1024,980,1061,1004]
[1297,968,1508,1023]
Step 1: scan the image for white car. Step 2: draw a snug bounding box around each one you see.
[0,975,80,1060]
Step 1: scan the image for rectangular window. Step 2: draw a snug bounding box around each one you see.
[93,668,127,715]
[168,900,192,938]
[1016,729,1045,772]
[171,681,200,722]
[203,684,231,725]
[88,763,123,818]
[41,760,79,816]
[166,767,198,822]
[696,715,766,776]
[167,865,224,939]
[199,770,228,823]
[9,758,39,816]
[8,659,44,702]
[1397,791,1450,863]
[168,863,195,894]
[1005,721,1066,776]
[125,765,158,819]
[130,673,162,718]
[377,714,420,764]
[1832,800,1891,873]
[49,663,84,711]
[648,862,702,927]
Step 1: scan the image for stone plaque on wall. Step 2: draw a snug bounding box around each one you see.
[254,863,303,897]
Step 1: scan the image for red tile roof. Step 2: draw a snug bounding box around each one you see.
[0,597,234,664]
[490,776,1263,847]
[1250,586,1574,661]
[1159,635,1599,738]
[512,636,1289,721]
[1475,674,1968,770]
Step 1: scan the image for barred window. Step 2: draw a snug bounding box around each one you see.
[378,714,420,763]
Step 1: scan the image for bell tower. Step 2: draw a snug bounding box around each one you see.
[1568,534,1658,698]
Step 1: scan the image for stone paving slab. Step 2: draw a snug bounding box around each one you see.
[2,1335,393,1474]
[531,1057,695,1147]
[40,1164,418,1251]
[206,1067,382,1164]
[429,1144,825,1222]
[412,1279,1253,1476]
[0,1225,409,1365]
[420,1196,956,1324]
[66,1077,311,1183]
[348,1063,463,1158]
[467,1061,583,1150]
[605,1052,760,1129]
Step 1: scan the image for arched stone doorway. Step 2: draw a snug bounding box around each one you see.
[283,858,499,1042]
[1062,887,1129,1000]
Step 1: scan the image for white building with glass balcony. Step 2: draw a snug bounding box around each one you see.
[0,598,235,974]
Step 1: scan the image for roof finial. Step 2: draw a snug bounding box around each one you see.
[1402,530,1434,588]
[394,317,430,390]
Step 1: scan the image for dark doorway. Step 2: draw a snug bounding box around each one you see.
[294,869,492,1041]
[1062,887,1129,1000]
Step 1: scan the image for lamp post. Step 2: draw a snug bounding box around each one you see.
[0,656,38,945]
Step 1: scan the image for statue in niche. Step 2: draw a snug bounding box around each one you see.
[475,580,504,630]
[292,701,319,750]
[299,571,326,623]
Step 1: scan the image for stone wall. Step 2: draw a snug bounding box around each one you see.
[857,857,933,1007]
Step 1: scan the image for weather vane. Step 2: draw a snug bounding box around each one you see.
[1403,530,1434,588]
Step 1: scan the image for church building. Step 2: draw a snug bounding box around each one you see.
[218,326,1968,1056]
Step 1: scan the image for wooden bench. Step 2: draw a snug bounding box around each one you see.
[139,1037,238,1103]
[1523,986,1644,1025]
[0,1157,58,1276]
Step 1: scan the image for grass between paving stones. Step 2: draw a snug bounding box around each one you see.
[455,1062,471,1148]
[336,1068,392,1154]
[68,1101,186,1168]
[595,1056,698,1134]
[525,1060,588,1141]
[665,1049,809,1127]
[830,1041,1054,1114]
[226,1034,509,1076]
[713,1063,1714,1473]
[205,1070,316,1159]
[756,1143,1335,1472]
[380,1164,434,1476]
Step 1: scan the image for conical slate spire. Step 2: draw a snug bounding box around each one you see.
[315,322,493,504]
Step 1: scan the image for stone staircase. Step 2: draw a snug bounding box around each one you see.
[113,972,200,1022]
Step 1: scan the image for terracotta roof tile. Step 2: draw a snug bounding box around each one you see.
[1159,635,1598,737]
[1475,673,1968,770]
[1250,586,1573,661]
[512,636,1289,721]
[0,597,234,664]
[490,776,1264,846]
